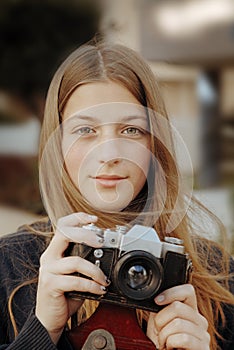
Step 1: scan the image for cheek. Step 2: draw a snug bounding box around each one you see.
[136,145,151,173]
[63,144,86,184]
[130,150,151,193]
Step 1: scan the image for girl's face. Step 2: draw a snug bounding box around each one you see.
[62,81,151,212]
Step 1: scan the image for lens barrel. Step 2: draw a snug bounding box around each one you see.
[113,250,163,300]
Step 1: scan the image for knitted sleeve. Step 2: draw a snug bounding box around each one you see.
[0,309,72,350]
[0,224,73,349]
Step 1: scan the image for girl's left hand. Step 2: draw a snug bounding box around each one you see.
[146,284,210,350]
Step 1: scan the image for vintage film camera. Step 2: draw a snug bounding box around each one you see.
[68,224,192,312]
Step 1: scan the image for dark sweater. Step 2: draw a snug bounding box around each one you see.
[0,222,72,349]
[0,222,233,349]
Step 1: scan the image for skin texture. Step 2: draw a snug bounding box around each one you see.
[61,81,151,212]
[36,81,210,348]
[147,285,210,349]
[36,213,108,344]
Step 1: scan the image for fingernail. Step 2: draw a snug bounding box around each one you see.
[155,294,165,303]
[100,286,107,292]
[105,277,111,285]
[88,215,97,220]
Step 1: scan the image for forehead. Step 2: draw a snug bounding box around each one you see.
[62,81,143,121]
[63,102,148,127]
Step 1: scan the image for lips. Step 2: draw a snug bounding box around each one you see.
[92,174,128,188]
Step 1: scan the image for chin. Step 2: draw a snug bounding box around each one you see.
[87,198,132,213]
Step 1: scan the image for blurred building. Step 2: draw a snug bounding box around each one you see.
[101,0,234,188]
[100,0,234,244]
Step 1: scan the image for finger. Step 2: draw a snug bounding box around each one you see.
[147,313,160,349]
[43,225,102,260]
[40,232,70,262]
[53,274,108,295]
[154,301,208,332]
[57,212,98,227]
[61,226,104,246]
[57,212,102,246]
[41,213,98,260]
[164,332,210,350]
[155,284,198,311]
[158,318,210,349]
[49,256,108,286]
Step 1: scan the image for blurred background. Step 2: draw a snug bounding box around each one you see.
[0,0,233,250]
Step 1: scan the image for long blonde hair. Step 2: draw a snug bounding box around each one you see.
[11,40,234,349]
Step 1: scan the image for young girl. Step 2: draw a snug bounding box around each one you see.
[0,40,233,350]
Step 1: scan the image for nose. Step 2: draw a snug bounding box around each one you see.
[97,139,122,165]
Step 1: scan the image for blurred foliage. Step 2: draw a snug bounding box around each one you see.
[0,0,101,120]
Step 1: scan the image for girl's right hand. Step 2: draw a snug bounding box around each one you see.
[35,212,109,345]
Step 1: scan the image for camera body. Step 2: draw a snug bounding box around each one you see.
[68,224,192,312]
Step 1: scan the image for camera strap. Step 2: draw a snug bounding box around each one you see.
[67,302,156,350]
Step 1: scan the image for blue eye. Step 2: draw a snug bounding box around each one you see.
[123,127,141,135]
[75,126,95,135]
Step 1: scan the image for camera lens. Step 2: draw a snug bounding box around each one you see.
[113,250,163,301]
[127,265,148,289]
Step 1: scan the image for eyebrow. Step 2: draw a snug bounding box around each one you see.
[65,114,148,124]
